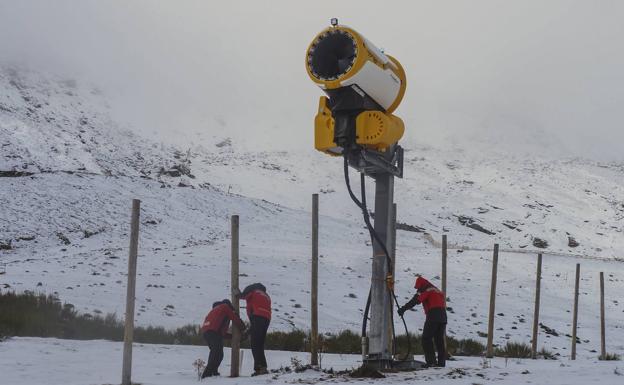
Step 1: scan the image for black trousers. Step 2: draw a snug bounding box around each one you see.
[203,331,224,376]
[422,320,446,366]
[250,315,270,370]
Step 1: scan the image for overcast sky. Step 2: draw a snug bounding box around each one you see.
[1,0,623,160]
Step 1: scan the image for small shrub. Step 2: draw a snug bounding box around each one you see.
[538,347,556,360]
[263,329,307,351]
[395,332,423,356]
[290,356,312,372]
[193,358,206,380]
[448,337,486,356]
[390,333,486,358]
[495,342,532,358]
[322,330,361,354]
[600,353,621,361]
[171,324,203,345]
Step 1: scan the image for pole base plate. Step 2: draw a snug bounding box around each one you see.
[362,358,426,372]
[392,359,427,371]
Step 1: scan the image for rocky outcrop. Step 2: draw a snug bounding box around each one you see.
[456,215,495,235]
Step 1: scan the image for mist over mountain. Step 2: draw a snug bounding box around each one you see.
[1,0,623,160]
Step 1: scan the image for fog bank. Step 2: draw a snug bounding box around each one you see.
[1,0,623,160]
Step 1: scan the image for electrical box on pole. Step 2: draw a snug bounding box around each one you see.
[305,20,420,370]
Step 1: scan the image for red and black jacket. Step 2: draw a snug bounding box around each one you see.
[243,290,271,321]
[241,283,271,321]
[201,302,244,337]
[404,277,447,323]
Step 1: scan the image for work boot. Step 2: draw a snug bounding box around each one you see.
[201,368,216,378]
[252,367,269,376]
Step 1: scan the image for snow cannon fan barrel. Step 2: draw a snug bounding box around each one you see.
[306,22,406,156]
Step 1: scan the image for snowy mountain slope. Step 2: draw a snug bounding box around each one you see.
[0,66,183,178]
[1,171,375,332]
[1,67,624,357]
[192,144,624,259]
[2,66,623,259]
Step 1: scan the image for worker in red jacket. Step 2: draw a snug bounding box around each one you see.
[398,276,448,367]
[240,283,271,375]
[200,299,246,378]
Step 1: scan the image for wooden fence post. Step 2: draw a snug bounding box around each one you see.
[571,263,580,360]
[230,215,241,377]
[600,271,606,360]
[441,234,447,295]
[531,253,542,359]
[486,244,499,358]
[122,199,140,385]
[311,194,319,366]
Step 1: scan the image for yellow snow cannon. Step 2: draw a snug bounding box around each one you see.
[306,20,406,156]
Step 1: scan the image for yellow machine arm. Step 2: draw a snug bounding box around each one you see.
[314,96,405,155]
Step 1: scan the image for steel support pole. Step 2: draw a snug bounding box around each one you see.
[366,172,394,368]
[388,203,397,357]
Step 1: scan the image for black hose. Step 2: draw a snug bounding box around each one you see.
[357,167,411,360]
[361,289,371,337]
[343,154,364,211]
[343,154,412,361]
[357,167,373,344]
[343,156,373,340]
[358,171,396,354]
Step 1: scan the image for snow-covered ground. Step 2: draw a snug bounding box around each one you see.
[1,337,623,385]
[2,67,624,360]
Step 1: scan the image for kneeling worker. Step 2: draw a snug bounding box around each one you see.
[200,299,246,378]
[398,276,447,367]
[240,283,271,376]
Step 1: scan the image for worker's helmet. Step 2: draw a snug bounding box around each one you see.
[242,282,267,298]
[414,276,430,291]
